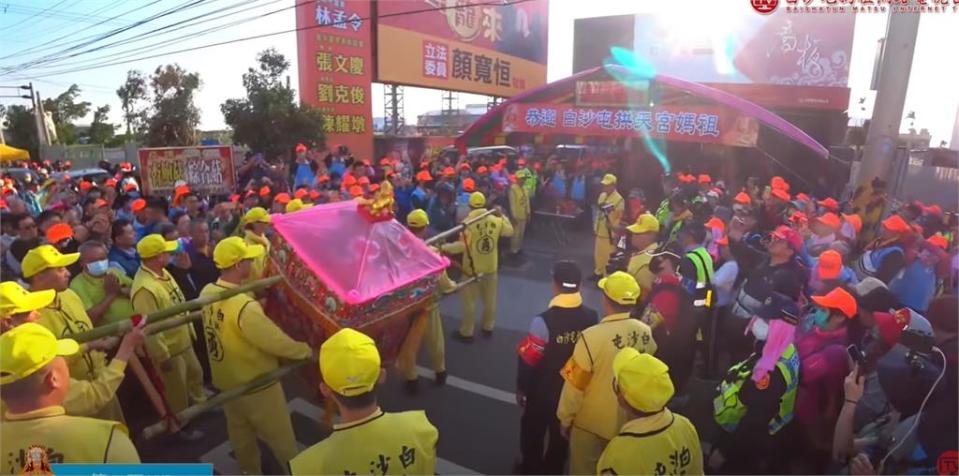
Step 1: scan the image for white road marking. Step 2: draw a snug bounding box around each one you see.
[415,366,517,406]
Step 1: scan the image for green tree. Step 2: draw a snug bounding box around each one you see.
[87,105,116,144]
[145,64,201,147]
[41,84,91,145]
[1,104,40,160]
[116,69,147,138]
[221,48,325,159]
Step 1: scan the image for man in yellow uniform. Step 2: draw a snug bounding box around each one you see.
[0,323,139,474]
[596,349,703,475]
[23,244,126,423]
[240,207,272,280]
[441,192,513,341]
[396,209,453,393]
[199,236,311,474]
[594,173,625,280]
[508,174,530,257]
[70,240,135,324]
[131,234,204,439]
[0,281,144,418]
[290,328,438,475]
[625,213,661,298]
[556,271,657,475]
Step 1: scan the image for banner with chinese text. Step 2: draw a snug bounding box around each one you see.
[138,146,236,196]
[376,0,548,97]
[297,0,373,159]
[501,103,759,148]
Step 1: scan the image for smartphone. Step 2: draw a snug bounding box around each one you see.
[847,344,866,376]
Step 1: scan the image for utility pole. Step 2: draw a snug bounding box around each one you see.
[441,90,458,136]
[853,8,921,188]
[0,83,36,147]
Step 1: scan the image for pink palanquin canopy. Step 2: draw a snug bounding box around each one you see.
[271,201,449,304]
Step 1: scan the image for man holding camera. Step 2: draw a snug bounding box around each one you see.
[593,174,624,281]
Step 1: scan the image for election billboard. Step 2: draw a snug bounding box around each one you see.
[376,0,549,97]
[138,146,236,196]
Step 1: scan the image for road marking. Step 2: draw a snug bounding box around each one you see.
[416,366,517,406]
[199,397,479,475]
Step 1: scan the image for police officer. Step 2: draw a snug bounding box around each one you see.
[441,192,513,341]
[625,213,661,297]
[290,329,439,475]
[557,271,657,475]
[1,323,140,474]
[22,244,126,423]
[593,174,624,280]
[508,173,531,258]
[199,237,311,474]
[596,349,703,475]
[397,209,453,393]
[676,222,716,373]
[131,234,204,440]
[711,292,801,474]
[515,261,598,474]
[240,207,272,280]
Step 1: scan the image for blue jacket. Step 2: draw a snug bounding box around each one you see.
[108,246,140,279]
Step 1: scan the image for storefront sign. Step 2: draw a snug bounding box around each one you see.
[138,146,236,196]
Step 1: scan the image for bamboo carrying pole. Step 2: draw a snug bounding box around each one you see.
[69,276,281,343]
[424,209,496,246]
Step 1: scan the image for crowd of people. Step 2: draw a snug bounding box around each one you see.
[1,144,957,475]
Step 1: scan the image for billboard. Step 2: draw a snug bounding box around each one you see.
[138,146,236,196]
[296,0,374,160]
[376,0,549,97]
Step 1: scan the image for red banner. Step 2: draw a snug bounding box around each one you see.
[138,146,236,196]
[296,0,373,159]
[575,80,649,107]
[501,103,759,147]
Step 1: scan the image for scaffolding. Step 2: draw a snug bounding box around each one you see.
[383,84,405,136]
[441,90,459,135]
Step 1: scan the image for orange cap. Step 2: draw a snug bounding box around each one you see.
[343,175,357,187]
[841,213,862,233]
[508,174,518,184]
[274,193,291,204]
[705,217,725,232]
[123,183,138,192]
[733,192,752,205]
[770,176,790,192]
[380,157,392,166]
[45,223,73,244]
[230,194,241,203]
[294,189,308,199]
[175,184,191,197]
[678,173,696,184]
[922,204,943,217]
[816,250,843,280]
[462,178,476,192]
[698,174,712,184]
[811,286,857,319]
[477,166,488,174]
[79,181,93,192]
[882,214,912,234]
[770,188,791,202]
[319,175,330,183]
[517,159,527,166]
[716,235,729,246]
[927,234,949,250]
[131,198,147,213]
[348,185,364,198]
[789,211,808,226]
[459,162,471,170]
[358,176,370,185]
[105,178,118,187]
[309,190,320,200]
[259,186,271,197]
[817,197,839,211]
[442,167,455,177]
[369,183,380,192]
[94,198,108,208]
[416,170,433,182]
[816,212,841,230]
[796,193,811,202]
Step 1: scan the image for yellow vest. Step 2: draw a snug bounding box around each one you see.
[36,290,107,381]
[1,406,139,474]
[244,230,271,280]
[442,209,514,276]
[595,191,624,238]
[597,410,704,476]
[627,243,659,296]
[509,183,530,221]
[290,409,438,476]
[200,280,311,391]
[131,265,192,361]
[557,313,657,440]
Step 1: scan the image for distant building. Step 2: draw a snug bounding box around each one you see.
[951,104,959,150]
[899,128,932,151]
[416,104,488,135]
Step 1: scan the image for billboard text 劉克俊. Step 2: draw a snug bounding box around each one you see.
[376,0,548,97]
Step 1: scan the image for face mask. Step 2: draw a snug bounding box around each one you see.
[86,259,109,277]
[751,318,769,341]
[810,308,830,330]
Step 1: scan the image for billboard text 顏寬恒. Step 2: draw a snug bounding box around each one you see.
[376,0,548,97]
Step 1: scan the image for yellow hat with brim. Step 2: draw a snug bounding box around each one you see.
[243,207,272,225]
[21,244,80,279]
[407,209,429,228]
[285,199,312,214]
[598,271,641,305]
[0,322,78,384]
[626,213,660,234]
[0,281,56,318]
[613,348,674,413]
[137,234,178,259]
[468,191,486,208]
[600,174,617,186]
[213,236,265,269]
[320,328,381,397]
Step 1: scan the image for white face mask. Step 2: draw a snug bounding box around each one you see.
[86,259,110,277]
[750,318,770,341]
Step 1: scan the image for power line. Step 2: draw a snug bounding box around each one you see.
[5,0,127,46]
[2,0,535,80]
[0,0,70,33]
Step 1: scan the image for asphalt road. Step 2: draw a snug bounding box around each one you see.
[131,222,721,475]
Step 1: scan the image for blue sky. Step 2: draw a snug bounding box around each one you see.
[1,0,957,146]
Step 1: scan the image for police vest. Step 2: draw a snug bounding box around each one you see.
[713,344,799,435]
[853,245,903,281]
[655,198,671,225]
[530,304,598,406]
[684,247,714,308]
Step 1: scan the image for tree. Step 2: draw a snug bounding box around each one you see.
[116,69,147,137]
[87,105,116,144]
[144,64,201,147]
[41,84,91,145]
[221,48,325,159]
[1,104,40,159]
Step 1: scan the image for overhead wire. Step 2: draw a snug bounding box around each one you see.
[0,0,71,33]
[3,0,127,46]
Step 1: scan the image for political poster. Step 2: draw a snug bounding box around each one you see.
[138,146,236,196]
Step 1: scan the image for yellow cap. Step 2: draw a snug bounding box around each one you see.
[285,199,312,214]
[136,234,178,259]
[0,322,78,384]
[612,348,674,412]
[598,271,641,305]
[407,209,429,228]
[21,244,80,278]
[468,191,486,208]
[243,207,272,224]
[626,213,660,234]
[600,174,617,186]
[320,328,381,397]
[213,236,265,269]
[0,282,55,318]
